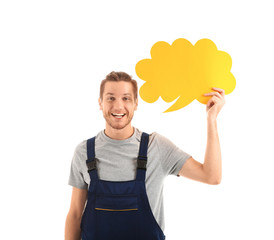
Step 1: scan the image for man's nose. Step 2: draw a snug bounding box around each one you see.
[113,99,123,110]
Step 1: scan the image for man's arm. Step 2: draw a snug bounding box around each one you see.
[65,187,88,240]
[179,87,225,185]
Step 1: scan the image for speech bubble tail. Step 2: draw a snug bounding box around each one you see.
[163,96,195,113]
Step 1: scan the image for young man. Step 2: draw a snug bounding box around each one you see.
[65,71,225,240]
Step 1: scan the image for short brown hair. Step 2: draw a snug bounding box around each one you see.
[100,71,138,100]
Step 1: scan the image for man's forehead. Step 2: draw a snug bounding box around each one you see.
[105,92,133,96]
[104,81,134,95]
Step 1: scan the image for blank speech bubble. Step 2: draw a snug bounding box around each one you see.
[135,38,236,112]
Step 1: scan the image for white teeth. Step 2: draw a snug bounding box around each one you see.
[112,113,125,116]
[111,113,126,118]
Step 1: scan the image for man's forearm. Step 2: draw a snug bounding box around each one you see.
[203,117,222,184]
[65,213,82,240]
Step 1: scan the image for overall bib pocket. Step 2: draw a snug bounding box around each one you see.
[95,195,138,212]
[95,194,138,211]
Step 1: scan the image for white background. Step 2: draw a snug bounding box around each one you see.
[1,0,273,239]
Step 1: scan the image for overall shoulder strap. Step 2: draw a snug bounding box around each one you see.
[86,136,99,181]
[136,132,149,181]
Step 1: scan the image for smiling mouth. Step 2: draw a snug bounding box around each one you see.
[111,113,126,119]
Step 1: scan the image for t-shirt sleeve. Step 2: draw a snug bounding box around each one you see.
[68,141,88,190]
[155,133,192,177]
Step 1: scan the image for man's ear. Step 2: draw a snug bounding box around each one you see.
[98,97,103,110]
[134,98,138,111]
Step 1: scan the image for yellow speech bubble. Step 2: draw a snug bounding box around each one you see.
[135,38,236,112]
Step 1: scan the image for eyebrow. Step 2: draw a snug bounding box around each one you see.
[105,93,132,96]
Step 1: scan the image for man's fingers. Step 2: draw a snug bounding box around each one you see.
[203,91,222,98]
[212,87,225,96]
[204,87,225,98]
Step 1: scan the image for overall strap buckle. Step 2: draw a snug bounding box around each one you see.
[137,156,147,169]
[86,157,97,172]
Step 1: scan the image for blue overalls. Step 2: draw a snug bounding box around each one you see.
[80,132,166,240]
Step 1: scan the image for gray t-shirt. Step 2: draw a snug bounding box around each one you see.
[68,127,191,231]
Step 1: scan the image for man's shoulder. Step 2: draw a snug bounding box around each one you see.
[73,130,102,160]
[74,139,87,155]
[137,130,171,149]
[147,131,177,149]
[136,129,160,142]
[148,131,168,141]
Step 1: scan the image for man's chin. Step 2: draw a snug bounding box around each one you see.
[111,123,130,130]
[104,114,133,131]
[106,120,129,130]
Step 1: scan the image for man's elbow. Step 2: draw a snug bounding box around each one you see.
[207,176,222,185]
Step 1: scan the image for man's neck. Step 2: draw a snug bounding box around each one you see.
[104,125,135,140]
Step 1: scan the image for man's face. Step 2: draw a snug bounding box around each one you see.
[99,81,138,130]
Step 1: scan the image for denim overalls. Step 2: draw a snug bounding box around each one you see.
[80,132,166,240]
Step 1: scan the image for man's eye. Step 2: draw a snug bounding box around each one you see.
[123,97,131,101]
[108,97,115,101]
